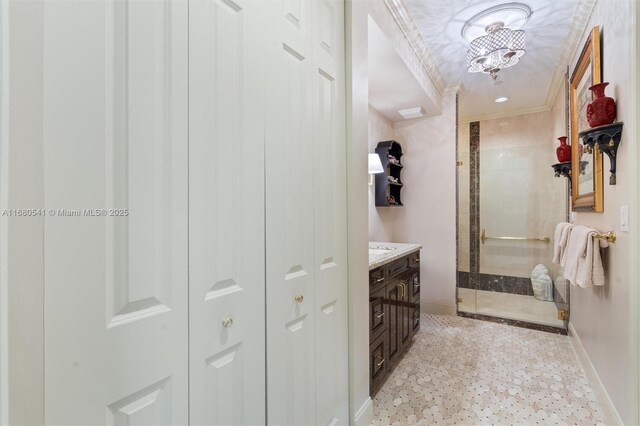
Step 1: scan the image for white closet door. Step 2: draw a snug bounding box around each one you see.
[42,1,189,424]
[265,0,317,424]
[312,0,349,424]
[266,0,347,424]
[188,0,266,424]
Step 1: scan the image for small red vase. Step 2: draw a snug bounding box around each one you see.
[556,136,571,162]
[586,82,616,127]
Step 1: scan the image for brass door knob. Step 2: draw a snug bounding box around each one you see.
[294,294,304,303]
[222,316,233,328]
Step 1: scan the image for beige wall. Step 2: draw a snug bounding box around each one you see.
[368,105,397,242]
[393,92,458,313]
[565,0,633,422]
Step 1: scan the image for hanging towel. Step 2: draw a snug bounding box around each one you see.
[563,225,592,286]
[559,224,575,267]
[576,229,608,287]
[553,222,573,264]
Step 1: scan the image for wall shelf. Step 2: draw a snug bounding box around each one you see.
[375,140,404,206]
[579,122,623,185]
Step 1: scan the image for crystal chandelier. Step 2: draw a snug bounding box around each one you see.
[467,21,525,80]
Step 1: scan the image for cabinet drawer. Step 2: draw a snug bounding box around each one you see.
[369,332,387,395]
[369,267,385,289]
[369,286,387,340]
[388,257,410,277]
[409,251,420,268]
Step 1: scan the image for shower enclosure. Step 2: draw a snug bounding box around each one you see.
[457,113,569,331]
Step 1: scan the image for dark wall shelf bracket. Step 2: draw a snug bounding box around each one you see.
[579,122,623,185]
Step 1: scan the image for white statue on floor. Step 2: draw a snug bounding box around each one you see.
[531,264,553,301]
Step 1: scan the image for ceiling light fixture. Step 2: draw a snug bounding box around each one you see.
[463,3,531,81]
[467,22,525,81]
[495,97,509,103]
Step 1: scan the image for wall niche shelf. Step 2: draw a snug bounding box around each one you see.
[375,140,404,207]
[579,122,623,185]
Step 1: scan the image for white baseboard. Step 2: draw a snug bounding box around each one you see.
[353,396,373,425]
[568,323,624,425]
[421,301,457,316]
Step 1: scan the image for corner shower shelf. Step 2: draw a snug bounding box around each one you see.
[375,140,404,207]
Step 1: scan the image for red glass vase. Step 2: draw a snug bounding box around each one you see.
[556,136,571,162]
[586,82,616,127]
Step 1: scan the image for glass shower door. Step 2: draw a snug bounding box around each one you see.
[457,117,568,330]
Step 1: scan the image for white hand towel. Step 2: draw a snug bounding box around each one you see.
[559,224,575,267]
[576,230,608,287]
[563,225,592,286]
[553,222,573,264]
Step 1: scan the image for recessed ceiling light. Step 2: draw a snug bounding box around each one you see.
[398,107,426,119]
[495,97,509,103]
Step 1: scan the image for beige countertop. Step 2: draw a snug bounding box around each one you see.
[369,242,422,270]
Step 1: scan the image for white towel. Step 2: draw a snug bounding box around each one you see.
[576,230,608,287]
[559,224,575,267]
[553,222,573,264]
[563,225,591,286]
[563,225,609,288]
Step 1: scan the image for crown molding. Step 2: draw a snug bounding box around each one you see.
[459,104,551,124]
[544,0,597,110]
[383,0,447,96]
[444,83,464,96]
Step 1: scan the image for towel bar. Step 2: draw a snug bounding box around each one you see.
[593,230,616,243]
[480,229,551,244]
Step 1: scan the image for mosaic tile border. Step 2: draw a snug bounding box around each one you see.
[469,121,480,290]
[457,311,567,335]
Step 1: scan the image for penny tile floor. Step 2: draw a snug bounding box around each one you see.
[371,314,604,425]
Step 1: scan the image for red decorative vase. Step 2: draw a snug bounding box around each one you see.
[556,136,571,162]
[586,82,616,127]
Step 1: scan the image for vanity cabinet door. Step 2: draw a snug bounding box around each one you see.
[398,273,412,352]
[385,280,403,368]
[409,270,420,301]
[369,286,387,341]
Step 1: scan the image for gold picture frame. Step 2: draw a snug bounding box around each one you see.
[570,26,603,212]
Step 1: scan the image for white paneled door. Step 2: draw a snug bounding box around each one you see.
[188,0,266,424]
[266,0,348,424]
[42,0,347,424]
[43,0,189,424]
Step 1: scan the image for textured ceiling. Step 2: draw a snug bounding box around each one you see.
[402,0,579,119]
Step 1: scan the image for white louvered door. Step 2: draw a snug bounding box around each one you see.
[43,0,189,424]
[188,0,266,424]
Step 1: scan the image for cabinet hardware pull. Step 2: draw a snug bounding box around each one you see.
[375,357,385,366]
[294,294,304,303]
[375,311,385,318]
[375,277,384,283]
[414,283,420,288]
[222,317,233,328]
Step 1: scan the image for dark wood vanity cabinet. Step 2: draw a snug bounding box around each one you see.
[369,251,420,395]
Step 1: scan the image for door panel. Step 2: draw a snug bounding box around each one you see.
[43,1,188,423]
[188,0,266,424]
[266,0,316,424]
[312,0,347,423]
